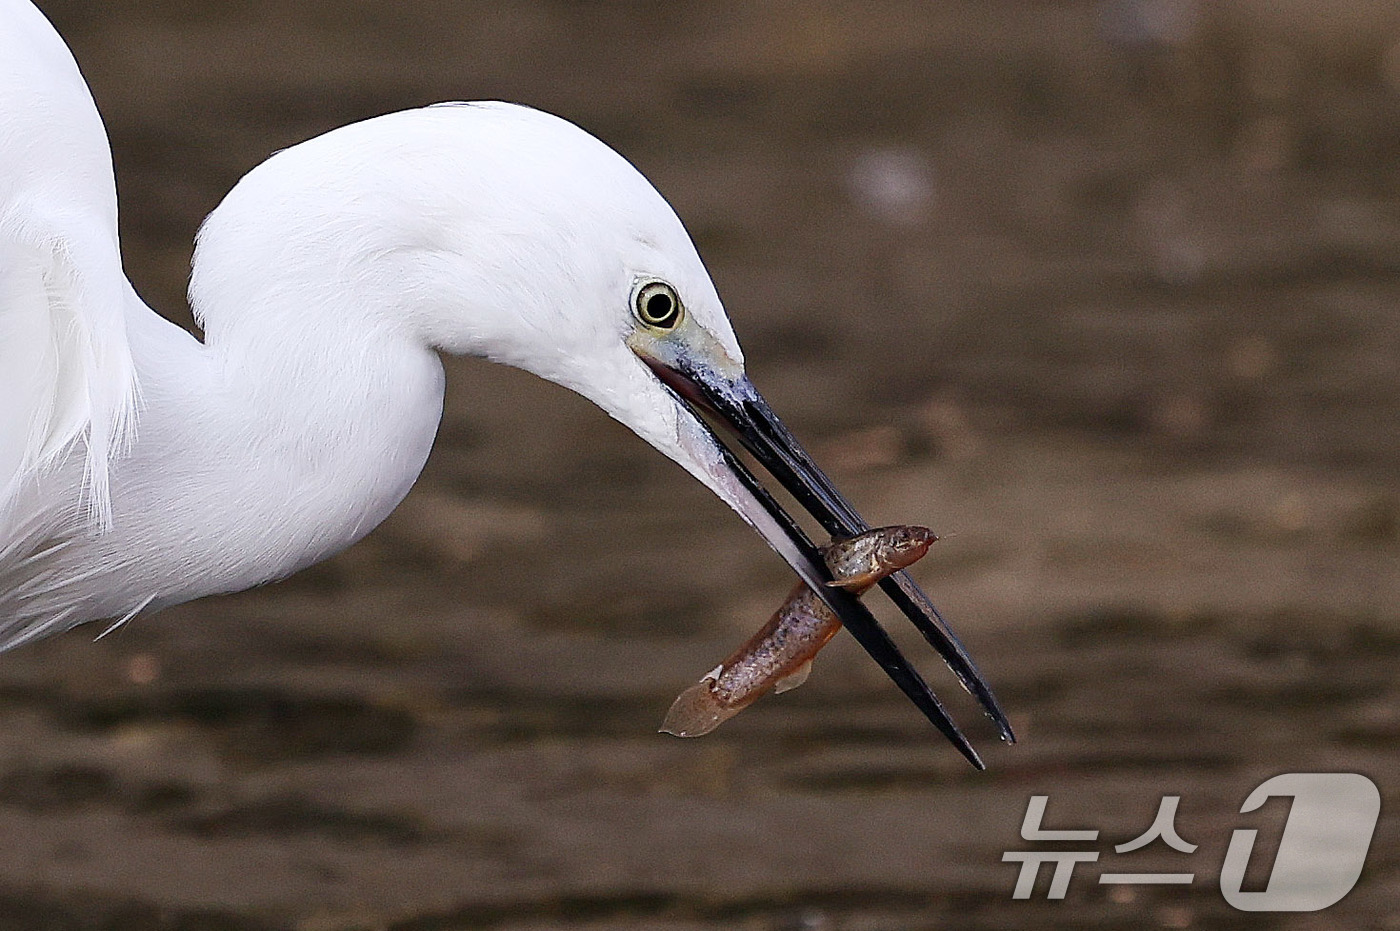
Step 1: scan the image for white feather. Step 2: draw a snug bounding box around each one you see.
[0,0,139,532]
[0,2,810,653]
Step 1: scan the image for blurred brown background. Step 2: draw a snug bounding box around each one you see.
[5,1,1399,928]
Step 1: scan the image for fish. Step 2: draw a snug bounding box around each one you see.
[661,525,938,737]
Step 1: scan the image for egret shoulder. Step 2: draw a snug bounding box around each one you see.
[0,0,138,530]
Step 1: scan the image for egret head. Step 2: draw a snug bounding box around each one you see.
[194,102,1006,764]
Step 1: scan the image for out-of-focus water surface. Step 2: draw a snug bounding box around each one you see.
[6,1,1399,928]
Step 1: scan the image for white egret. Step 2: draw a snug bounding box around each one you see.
[0,0,1011,765]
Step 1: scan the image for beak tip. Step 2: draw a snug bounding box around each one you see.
[949,724,986,771]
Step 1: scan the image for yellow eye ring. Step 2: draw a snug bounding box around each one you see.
[634,280,683,330]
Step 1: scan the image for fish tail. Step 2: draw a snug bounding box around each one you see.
[660,679,740,737]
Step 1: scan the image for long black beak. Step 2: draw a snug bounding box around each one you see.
[646,360,1014,769]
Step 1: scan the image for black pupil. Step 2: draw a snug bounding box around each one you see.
[645,291,676,324]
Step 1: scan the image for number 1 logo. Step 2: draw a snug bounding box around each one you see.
[1220,773,1380,911]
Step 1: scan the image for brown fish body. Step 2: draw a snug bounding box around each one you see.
[661,525,937,737]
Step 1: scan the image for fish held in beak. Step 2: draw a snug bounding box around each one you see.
[631,329,1013,770]
[661,525,938,738]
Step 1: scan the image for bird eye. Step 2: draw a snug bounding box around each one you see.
[634,280,683,330]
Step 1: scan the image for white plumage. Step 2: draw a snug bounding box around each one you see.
[0,0,137,531]
[0,2,1009,767]
[0,0,834,650]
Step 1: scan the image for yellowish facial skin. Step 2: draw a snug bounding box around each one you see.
[624,301,746,410]
[661,526,937,738]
